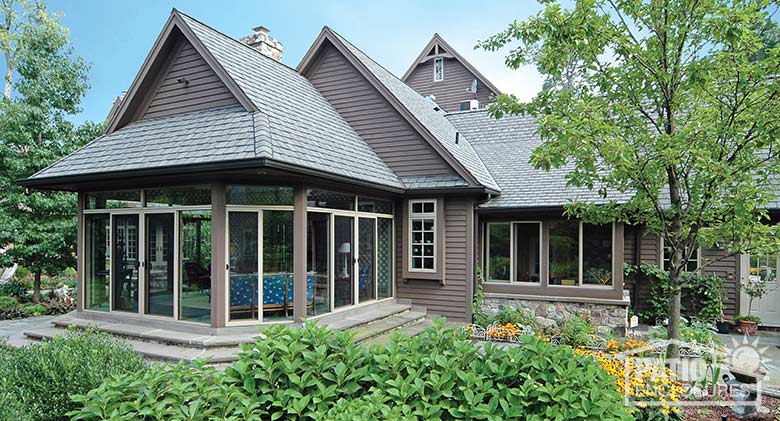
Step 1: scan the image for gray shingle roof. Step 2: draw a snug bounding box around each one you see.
[28,12,403,190]
[30,105,257,178]
[179,14,402,189]
[399,175,469,189]
[446,110,634,209]
[327,29,500,192]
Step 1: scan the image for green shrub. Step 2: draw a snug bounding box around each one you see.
[0,295,17,310]
[556,313,597,347]
[20,303,46,316]
[69,320,633,420]
[1,329,147,421]
[223,322,371,418]
[0,279,29,302]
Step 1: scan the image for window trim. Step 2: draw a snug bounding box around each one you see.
[660,238,701,273]
[483,220,615,289]
[433,57,444,82]
[485,221,543,284]
[408,199,437,273]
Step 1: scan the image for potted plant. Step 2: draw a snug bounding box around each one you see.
[736,276,768,336]
[714,285,730,334]
[734,315,761,336]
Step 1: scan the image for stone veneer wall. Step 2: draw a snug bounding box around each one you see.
[481,293,630,330]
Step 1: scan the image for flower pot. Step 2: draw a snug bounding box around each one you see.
[738,320,757,336]
[716,321,730,334]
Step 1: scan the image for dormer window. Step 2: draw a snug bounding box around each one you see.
[433,58,444,82]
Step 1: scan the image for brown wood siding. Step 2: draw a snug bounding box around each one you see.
[141,40,238,120]
[396,197,473,320]
[629,234,740,318]
[305,44,456,178]
[405,58,496,113]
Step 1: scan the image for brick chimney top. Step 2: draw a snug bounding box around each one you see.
[240,26,283,62]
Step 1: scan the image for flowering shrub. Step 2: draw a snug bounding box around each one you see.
[576,346,686,420]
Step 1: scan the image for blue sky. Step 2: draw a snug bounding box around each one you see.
[44,0,545,124]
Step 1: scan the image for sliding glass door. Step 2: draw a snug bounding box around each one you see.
[112,214,139,312]
[179,210,212,323]
[307,213,330,316]
[358,218,376,303]
[334,216,354,308]
[145,213,175,317]
[228,211,259,321]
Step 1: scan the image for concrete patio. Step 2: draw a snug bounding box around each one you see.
[7,300,434,364]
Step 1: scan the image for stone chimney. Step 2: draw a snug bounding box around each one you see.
[240,26,283,62]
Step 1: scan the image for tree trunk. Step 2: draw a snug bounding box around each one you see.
[3,61,11,100]
[667,276,682,366]
[33,270,41,303]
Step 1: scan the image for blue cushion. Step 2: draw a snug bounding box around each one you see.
[229,273,315,306]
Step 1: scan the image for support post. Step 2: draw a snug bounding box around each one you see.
[210,183,227,328]
[293,186,307,322]
[76,192,86,312]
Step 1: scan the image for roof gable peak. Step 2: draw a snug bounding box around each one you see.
[105,10,256,134]
[401,33,501,96]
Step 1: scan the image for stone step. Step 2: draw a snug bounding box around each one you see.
[24,327,240,364]
[49,316,259,350]
[350,310,427,343]
[359,318,463,347]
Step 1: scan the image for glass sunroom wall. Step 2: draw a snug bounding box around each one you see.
[262,210,294,321]
[307,212,331,316]
[84,214,110,311]
[228,211,259,321]
[179,210,212,323]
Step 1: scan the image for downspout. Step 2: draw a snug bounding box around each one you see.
[471,193,493,322]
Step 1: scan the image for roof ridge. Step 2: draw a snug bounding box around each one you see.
[444,108,489,116]
[326,27,411,88]
[174,9,301,75]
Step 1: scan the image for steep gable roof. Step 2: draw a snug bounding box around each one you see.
[401,33,502,97]
[24,10,403,191]
[298,27,500,193]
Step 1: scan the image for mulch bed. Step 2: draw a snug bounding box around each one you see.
[683,391,779,420]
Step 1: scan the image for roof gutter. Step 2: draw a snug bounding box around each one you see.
[17,158,406,194]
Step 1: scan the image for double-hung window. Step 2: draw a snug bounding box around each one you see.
[410,200,436,271]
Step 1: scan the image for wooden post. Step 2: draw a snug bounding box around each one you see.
[76,192,86,312]
[293,186,307,322]
[210,183,227,328]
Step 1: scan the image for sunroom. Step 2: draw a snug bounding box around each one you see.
[78,185,395,328]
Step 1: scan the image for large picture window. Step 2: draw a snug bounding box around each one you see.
[410,200,436,271]
[548,221,579,286]
[486,220,613,287]
[486,223,510,282]
[515,223,541,282]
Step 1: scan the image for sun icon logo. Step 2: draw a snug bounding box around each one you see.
[727,335,771,377]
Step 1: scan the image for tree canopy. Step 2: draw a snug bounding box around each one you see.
[0,0,102,300]
[479,0,780,357]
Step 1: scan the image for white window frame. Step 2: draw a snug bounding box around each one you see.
[484,221,543,284]
[433,58,444,82]
[547,221,616,288]
[660,238,700,273]
[409,199,437,273]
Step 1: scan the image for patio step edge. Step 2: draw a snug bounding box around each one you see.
[351,310,427,343]
[49,318,256,350]
[23,328,239,365]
